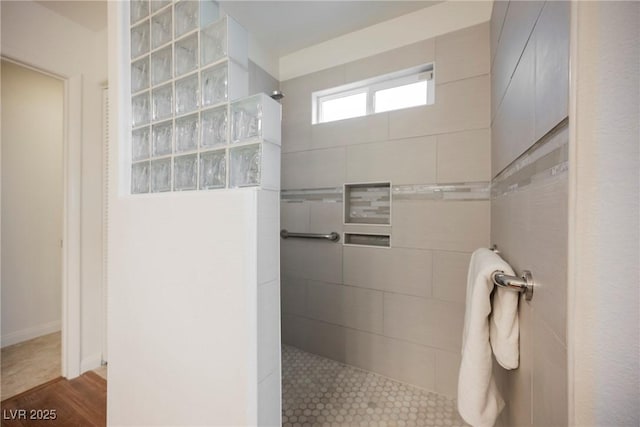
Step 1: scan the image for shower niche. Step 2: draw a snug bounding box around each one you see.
[343,182,391,247]
[129,0,281,194]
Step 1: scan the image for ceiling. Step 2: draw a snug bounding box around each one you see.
[35,1,440,55]
[219,1,441,56]
[36,0,107,32]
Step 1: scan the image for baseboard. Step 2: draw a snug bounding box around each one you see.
[1,320,61,348]
[80,353,103,374]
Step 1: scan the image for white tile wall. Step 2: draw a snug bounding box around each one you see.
[281,148,346,189]
[432,251,471,303]
[437,129,491,183]
[389,75,490,139]
[306,281,384,334]
[393,200,490,252]
[383,293,465,352]
[436,22,490,85]
[346,136,437,185]
[343,246,433,297]
[280,22,491,398]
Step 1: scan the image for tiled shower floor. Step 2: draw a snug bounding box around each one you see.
[282,346,469,427]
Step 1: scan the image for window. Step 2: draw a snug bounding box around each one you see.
[313,64,434,124]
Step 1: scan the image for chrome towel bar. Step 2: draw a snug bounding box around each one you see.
[280,229,340,242]
[491,270,534,301]
[489,245,534,301]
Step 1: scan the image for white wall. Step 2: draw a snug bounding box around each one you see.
[568,2,640,425]
[1,60,64,347]
[0,0,108,371]
[279,0,493,80]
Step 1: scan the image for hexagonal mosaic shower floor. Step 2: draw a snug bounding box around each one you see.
[282,345,469,426]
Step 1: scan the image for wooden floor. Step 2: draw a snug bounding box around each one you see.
[1,372,106,427]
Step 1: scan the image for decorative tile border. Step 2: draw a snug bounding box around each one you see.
[392,182,491,201]
[492,119,569,199]
[281,187,343,203]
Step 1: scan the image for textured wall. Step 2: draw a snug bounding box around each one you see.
[569,2,640,425]
[279,22,491,397]
[490,1,570,426]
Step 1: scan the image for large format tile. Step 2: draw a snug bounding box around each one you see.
[490,0,509,68]
[534,0,570,140]
[281,119,312,153]
[492,38,535,176]
[532,316,568,427]
[343,328,437,391]
[492,176,568,344]
[433,251,471,304]
[306,281,384,334]
[281,238,343,284]
[311,113,388,149]
[389,75,490,140]
[343,246,433,297]
[346,136,437,185]
[436,22,490,84]
[280,201,309,234]
[308,201,343,234]
[282,148,346,189]
[393,200,490,252]
[281,276,307,317]
[383,293,465,352]
[437,129,491,183]
[435,349,461,398]
[344,38,435,84]
[491,0,545,116]
[281,314,311,349]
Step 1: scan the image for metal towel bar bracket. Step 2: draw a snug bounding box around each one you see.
[491,270,534,301]
[280,229,340,242]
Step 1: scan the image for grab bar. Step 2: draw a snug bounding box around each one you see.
[280,229,340,242]
[491,270,534,301]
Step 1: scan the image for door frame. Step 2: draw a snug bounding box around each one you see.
[1,56,83,379]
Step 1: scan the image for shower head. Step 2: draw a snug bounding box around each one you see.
[270,90,284,101]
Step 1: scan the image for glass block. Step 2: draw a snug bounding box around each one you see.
[230,144,261,188]
[130,0,149,24]
[201,63,227,107]
[150,158,172,192]
[201,18,227,66]
[152,83,173,121]
[231,97,262,143]
[151,7,172,49]
[201,106,227,148]
[132,92,150,127]
[175,74,199,115]
[131,57,149,93]
[199,150,226,189]
[131,161,150,194]
[131,20,150,59]
[152,120,173,157]
[132,127,151,161]
[175,0,198,38]
[150,45,172,86]
[151,0,171,13]
[173,154,198,191]
[175,33,198,76]
[175,114,199,152]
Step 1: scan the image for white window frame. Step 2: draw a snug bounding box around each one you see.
[312,64,435,124]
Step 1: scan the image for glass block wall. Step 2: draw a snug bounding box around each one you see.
[129,0,281,194]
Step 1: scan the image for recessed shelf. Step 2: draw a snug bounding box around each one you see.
[344,233,390,248]
[344,182,391,225]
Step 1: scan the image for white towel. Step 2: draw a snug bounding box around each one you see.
[457,248,520,427]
